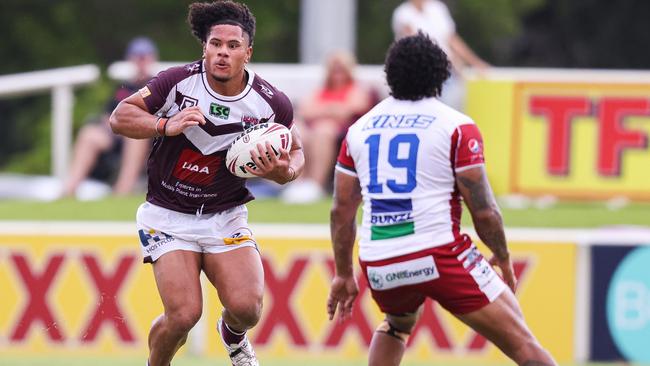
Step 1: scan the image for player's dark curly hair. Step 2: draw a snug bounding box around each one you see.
[384,32,451,101]
[188,1,256,46]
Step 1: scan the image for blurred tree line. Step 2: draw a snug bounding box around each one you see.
[1,0,649,174]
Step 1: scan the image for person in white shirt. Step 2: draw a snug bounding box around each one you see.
[327,32,556,366]
[392,0,490,110]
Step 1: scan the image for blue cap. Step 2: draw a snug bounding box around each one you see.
[125,36,158,58]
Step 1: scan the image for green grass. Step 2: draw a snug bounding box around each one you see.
[0,356,634,366]
[0,194,648,228]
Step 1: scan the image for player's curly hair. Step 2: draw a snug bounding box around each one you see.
[384,32,451,101]
[188,1,256,46]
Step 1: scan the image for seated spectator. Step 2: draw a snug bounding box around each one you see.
[281,50,374,204]
[62,37,158,199]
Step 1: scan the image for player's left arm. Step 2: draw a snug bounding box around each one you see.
[327,169,362,321]
[456,166,515,291]
[453,122,515,291]
[286,125,305,181]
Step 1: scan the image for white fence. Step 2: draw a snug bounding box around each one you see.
[0,65,100,181]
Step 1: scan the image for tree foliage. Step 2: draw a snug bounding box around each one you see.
[1,0,648,173]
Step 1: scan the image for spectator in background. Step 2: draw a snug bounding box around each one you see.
[62,36,158,198]
[281,50,373,204]
[392,0,490,110]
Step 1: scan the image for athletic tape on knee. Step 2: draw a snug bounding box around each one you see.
[376,320,410,342]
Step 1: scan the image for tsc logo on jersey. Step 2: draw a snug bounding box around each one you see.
[370,198,415,240]
[172,149,221,186]
[210,103,230,119]
[468,138,481,154]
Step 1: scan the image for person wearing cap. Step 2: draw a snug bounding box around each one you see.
[62,36,159,198]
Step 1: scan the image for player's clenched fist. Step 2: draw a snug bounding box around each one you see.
[165,106,206,136]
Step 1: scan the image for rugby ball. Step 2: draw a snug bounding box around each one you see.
[226,122,292,178]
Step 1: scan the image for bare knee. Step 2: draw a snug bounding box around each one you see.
[166,306,202,334]
[226,296,263,328]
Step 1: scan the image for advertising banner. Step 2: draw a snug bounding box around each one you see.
[0,226,575,363]
[590,245,650,363]
[466,77,650,199]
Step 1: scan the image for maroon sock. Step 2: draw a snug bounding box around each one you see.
[221,320,246,345]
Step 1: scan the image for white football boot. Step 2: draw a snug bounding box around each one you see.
[217,317,259,366]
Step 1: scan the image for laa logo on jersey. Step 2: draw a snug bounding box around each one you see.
[181,162,210,174]
[173,149,221,186]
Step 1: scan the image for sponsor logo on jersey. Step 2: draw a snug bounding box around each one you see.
[179,95,199,110]
[186,63,200,73]
[210,103,230,119]
[138,229,174,254]
[468,138,481,154]
[138,86,151,98]
[363,114,435,130]
[223,232,253,245]
[366,256,439,291]
[241,115,259,129]
[370,198,415,240]
[181,162,210,174]
[172,149,221,186]
[258,83,274,98]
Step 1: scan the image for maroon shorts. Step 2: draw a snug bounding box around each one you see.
[359,235,506,315]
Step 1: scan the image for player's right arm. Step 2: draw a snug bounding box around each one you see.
[328,169,362,321]
[456,166,516,291]
[327,138,362,321]
[110,94,205,139]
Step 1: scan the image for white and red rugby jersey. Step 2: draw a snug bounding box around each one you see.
[139,60,294,215]
[336,96,485,261]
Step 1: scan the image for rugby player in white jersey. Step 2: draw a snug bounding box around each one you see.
[109,1,304,365]
[327,32,556,366]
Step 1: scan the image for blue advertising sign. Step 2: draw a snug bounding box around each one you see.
[590,245,650,362]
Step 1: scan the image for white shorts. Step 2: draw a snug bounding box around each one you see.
[136,202,257,263]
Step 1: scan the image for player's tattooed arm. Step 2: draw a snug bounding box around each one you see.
[456,166,509,261]
[330,171,362,277]
[328,171,362,320]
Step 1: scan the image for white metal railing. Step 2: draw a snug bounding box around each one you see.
[0,65,100,181]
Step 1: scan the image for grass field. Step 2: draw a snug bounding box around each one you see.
[0,356,634,366]
[0,194,648,227]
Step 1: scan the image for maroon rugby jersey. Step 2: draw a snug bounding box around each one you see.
[140,60,294,214]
